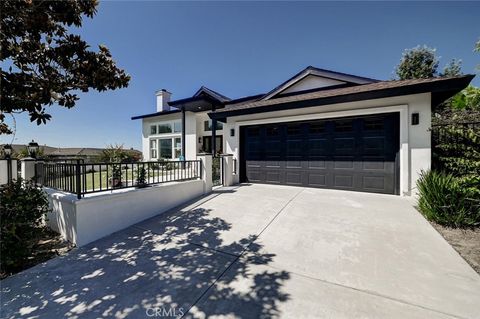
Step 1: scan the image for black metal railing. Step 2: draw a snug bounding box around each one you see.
[36,160,202,199]
[212,156,223,187]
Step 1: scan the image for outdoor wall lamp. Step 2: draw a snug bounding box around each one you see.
[28,139,39,158]
[198,137,202,144]
[230,128,235,137]
[411,113,420,125]
[3,144,12,159]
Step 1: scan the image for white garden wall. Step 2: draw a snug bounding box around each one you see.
[46,179,204,247]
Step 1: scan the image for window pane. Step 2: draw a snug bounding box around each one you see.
[216,121,223,130]
[287,124,302,135]
[158,124,172,133]
[335,120,353,132]
[150,140,157,149]
[266,126,279,136]
[364,118,384,131]
[174,121,182,133]
[204,120,212,131]
[159,139,172,158]
[150,125,157,135]
[174,137,182,158]
[151,149,157,158]
[309,122,325,134]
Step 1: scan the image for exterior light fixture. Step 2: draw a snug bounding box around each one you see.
[28,140,39,158]
[198,137,202,144]
[230,128,235,137]
[411,113,420,125]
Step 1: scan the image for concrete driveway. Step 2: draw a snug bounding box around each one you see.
[2,184,479,319]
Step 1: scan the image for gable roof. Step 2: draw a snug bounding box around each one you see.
[210,75,474,121]
[193,86,231,103]
[261,66,379,100]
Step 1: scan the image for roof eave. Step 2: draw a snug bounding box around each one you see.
[209,75,474,122]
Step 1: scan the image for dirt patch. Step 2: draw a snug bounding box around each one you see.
[430,222,480,274]
[0,227,74,280]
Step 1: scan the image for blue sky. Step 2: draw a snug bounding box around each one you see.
[3,1,479,150]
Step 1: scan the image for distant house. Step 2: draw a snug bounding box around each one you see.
[3,144,142,163]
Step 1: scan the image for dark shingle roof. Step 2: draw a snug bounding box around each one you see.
[210,75,474,118]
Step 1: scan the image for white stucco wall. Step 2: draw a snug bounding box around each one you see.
[46,180,205,246]
[224,93,432,196]
[0,159,18,185]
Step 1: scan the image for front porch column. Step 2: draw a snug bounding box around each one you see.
[211,104,217,156]
[181,107,186,160]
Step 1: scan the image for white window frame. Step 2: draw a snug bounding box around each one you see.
[149,136,182,160]
[149,120,183,136]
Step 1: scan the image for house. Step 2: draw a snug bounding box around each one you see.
[131,66,473,195]
[4,144,142,162]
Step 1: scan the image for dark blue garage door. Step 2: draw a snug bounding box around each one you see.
[240,112,400,194]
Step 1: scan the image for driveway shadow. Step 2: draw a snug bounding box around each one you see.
[1,197,290,318]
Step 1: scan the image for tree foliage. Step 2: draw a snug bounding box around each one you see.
[442,59,463,77]
[395,46,439,80]
[0,0,130,134]
[98,144,141,163]
[395,45,464,80]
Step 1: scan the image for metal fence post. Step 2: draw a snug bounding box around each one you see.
[75,160,81,199]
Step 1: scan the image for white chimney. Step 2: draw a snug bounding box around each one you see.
[156,89,171,112]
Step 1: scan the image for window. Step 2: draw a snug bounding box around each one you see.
[266,126,279,136]
[364,118,384,131]
[287,124,302,135]
[309,122,325,134]
[159,139,172,159]
[335,120,353,132]
[174,137,182,158]
[150,125,157,135]
[174,121,182,133]
[204,120,223,131]
[202,136,223,154]
[158,123,172,134]
[150,140,157,158]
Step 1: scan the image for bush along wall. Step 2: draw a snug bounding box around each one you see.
[0,179,51,276]
[422,107,480,228]
[417,171,479,228]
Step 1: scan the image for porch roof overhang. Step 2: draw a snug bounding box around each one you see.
[168,95,224,112]
[208,75,474,122]
[131,109,181,120]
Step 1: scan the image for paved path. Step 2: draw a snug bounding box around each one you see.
[2,184,479,318]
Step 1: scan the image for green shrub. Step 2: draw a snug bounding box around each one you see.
[416,170,480,228]
[0,179,51,275]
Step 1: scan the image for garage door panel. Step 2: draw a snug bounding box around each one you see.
[265,171,282,183]
[334,174,354,188]
[334,157,355,170]
[286,172,302,185]
[362,159,386,171]
[362,176,386,191]
[241,113,399,194]
[308,159,327,169]
[286,160,302,168]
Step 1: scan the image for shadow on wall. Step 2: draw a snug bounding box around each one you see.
[1,192,290,318]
